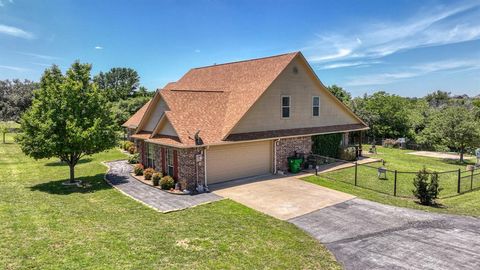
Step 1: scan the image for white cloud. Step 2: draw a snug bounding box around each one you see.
[18,52,59,60]
[0,24,35,39]
[346,59,480,86]
[309,48,352,62]
[305,2,480,63]
[318,60,382,69]
[194,49,201,53]
[95,46,103,50]
[0,65,30,72]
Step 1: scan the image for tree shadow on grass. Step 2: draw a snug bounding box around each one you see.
[441,159,475,166]
[29,173,112,195]
[413,200,446,209]
[44,158,93,167]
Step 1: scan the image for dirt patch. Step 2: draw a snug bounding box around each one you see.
[408,151,474,160]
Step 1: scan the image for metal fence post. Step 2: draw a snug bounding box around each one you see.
[457,169,461,194]
[471,169,474,191]
[394,170,397,196]
[354,162,358,186]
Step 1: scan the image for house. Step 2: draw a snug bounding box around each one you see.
[122,52,368,189]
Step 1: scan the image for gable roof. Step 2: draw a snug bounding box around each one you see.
[126,51,368,147]
[121,100,151,128]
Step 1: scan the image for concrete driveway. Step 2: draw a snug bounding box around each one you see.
[210,174,355,220]
[290,198,480,270]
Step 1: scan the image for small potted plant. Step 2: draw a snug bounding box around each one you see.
[152,172,162,186]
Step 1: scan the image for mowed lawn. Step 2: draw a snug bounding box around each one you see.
[304,146,480,217]
[0,134,340,270]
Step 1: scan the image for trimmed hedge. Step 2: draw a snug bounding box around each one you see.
[312,133,343,158]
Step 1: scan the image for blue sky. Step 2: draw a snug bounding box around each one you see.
[0,0,479,97]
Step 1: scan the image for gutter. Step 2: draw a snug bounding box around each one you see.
[145,126,369,149]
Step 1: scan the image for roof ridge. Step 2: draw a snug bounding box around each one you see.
[191,51,299,70]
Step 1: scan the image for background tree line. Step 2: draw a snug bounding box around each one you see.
[0,67,154,126]
[328,85,480,161]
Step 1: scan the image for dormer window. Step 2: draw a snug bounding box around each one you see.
[312,96,320,116]
[281,96,290,118]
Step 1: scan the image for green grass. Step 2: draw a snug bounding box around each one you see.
[304,145,480,217]
[0,134,339,270]
[320,145,477,197]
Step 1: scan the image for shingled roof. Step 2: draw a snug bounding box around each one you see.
[121,100,151,128]
[124,52,368,147]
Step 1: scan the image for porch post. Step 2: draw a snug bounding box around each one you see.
[359,131,363,157]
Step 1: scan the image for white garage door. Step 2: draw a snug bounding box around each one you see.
[207,140,272,184]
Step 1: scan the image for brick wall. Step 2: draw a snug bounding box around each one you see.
[275,136,312,172]
[177,148,205,190]
[134,139,146,165]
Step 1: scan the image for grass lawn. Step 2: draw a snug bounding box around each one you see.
[304,145,480,217]
[0,134,340,270]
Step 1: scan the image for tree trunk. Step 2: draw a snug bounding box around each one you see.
[2,132,5,144]
[460,148,464,163]
[69,164,75,183]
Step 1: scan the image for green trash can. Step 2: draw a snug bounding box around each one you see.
[287,157,303,173]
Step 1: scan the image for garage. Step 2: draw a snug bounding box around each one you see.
[206,140,272,184]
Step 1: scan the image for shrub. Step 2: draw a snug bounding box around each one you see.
[160,175,175,190]
[123,141,134,151]
[128,145,136,154]
[134,164,144,176]
[338,146,357,161]
[128,153,139,164]
[144,168,155,180]
[412,167,442,205]
[152,172,162,186]
[312,133,343,158]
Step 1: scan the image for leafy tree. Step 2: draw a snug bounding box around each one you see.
[425,90,450,108]
[412,168,442,206]
[110,96,150,125]
[16,62,117,183]
[134,86,154,98]
[327,85,351,104]
[419,106,480,162]
[351,92,410,140]
[94,67,140,101]
[0,79,37,121]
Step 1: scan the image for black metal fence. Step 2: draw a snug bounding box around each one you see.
[309,154,480,198]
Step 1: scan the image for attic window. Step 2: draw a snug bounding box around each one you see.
[282,96,290,118]
[312,96,320,116]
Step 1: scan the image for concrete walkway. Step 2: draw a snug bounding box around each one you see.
[290,198,480,270]
[314,157,380,174]
[104,160,222,212]
[210,174,355,220]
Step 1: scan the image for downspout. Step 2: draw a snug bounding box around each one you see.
[274,139,280,174]
[204,147,208,187]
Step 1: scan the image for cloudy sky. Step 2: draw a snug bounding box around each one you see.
[0,0,479,96]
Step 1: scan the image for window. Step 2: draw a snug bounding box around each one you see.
[166,149,174,176]
[312,96,320,116]
[147,143,155,169]
[281,96,290,118]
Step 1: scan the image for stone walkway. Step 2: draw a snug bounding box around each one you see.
[104,160,223,212]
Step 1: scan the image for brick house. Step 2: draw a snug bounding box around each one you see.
[122,52,368,190]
